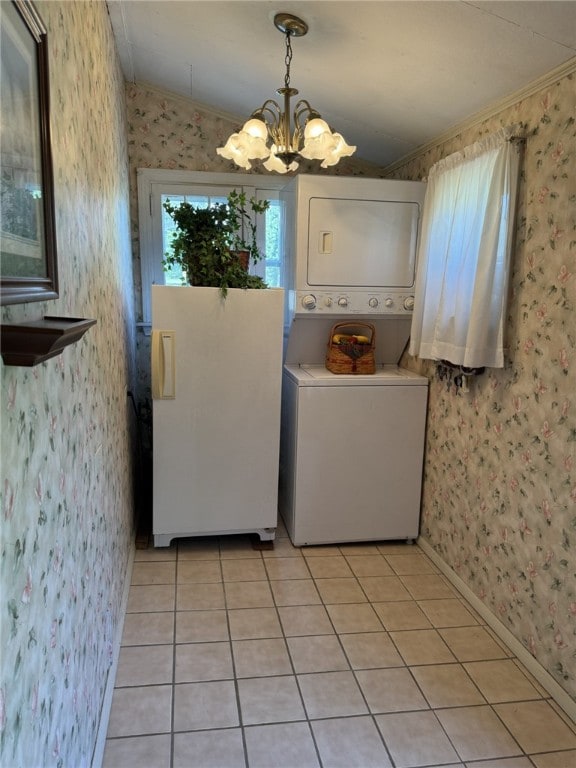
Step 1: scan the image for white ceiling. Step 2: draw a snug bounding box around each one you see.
[107,1,576,167]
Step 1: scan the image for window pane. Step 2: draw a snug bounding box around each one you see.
[161,194,227,285]
[156,188,283,291]
[265,265,280,286]
[161,195,186,285]
[262,198,282,288]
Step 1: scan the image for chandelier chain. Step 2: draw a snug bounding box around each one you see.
[284,32,293,89]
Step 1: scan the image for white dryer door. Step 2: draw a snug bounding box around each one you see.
[307,198,420,288]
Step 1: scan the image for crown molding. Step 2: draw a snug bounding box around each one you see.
[384,56,576,174]
[128,79,245,126]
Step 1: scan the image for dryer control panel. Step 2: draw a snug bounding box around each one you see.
[294,290,415,315]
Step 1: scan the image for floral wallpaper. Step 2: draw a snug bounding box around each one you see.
[0,2,135,767]
[391,69,576,703]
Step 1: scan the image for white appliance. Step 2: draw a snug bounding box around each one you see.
[280,365,428,546]
[282,174,425,322]
[278,175,428,546]
[151,285,284,547]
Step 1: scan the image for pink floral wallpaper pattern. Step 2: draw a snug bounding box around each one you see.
[391,69,575,703]
[0,2,135,766]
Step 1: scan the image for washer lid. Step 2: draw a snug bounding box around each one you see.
[284,364,428,386]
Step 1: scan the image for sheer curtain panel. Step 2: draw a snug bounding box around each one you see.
[409,126,522,368]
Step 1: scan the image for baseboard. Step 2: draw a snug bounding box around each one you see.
[418,538,576,723]
[91,538,136,767]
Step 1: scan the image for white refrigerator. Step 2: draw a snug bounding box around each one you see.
[151,285,284,547]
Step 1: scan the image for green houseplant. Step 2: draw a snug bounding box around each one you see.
[162,190,270,296]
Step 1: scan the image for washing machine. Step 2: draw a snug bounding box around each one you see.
[279,363,428,546]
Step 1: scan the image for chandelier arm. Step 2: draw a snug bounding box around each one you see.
[251,99,282,131]
[293,99,317,116]
[250,99,293,155]
[293,99,322,131]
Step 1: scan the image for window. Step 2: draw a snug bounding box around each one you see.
[409,126,522,369]
[137,170,287,326]
[160,189,228,287]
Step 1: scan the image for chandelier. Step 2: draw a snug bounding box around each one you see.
[217,13,356,174]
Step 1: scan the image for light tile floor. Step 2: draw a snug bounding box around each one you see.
[103,524,576,768]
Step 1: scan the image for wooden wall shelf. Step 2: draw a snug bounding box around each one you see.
[0,316,97,366]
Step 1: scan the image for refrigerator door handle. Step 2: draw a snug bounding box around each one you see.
[151,330,176,399]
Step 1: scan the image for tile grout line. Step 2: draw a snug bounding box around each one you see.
[264,542,325,768]
[352,552,464,767]
[170,544,179,768]
[222,538,253,768]
[304,549,533,766]
[104,539,575,767]
[314,556,399,768]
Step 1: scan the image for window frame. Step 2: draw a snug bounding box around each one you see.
[137,169,287,327]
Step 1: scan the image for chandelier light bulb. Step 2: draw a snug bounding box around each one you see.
[216,12,356,173]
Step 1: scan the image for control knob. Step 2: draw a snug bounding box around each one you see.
[384,298,394,308]
[324,297,333,307]
[368,297,379,309]
[404,296,415,311]
[302,295,317,310]
[338,297,348,308]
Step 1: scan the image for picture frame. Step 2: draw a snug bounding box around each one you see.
[0,0,58,305]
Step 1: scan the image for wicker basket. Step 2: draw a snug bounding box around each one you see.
[325,322,376,374]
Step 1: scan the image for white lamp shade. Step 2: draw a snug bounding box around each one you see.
[320,132,356,167]
[239,133,270,160]
[233,120,270,160]
[217,116,273,167]
[304,117,330,139]
[243,118,268,141]
[263,145,299,174]
[216,133,253,169]
[300,129,338,160]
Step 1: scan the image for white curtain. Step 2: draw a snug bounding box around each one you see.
[409,126,521,368]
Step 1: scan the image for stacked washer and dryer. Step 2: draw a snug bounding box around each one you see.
[278,175,429,547]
